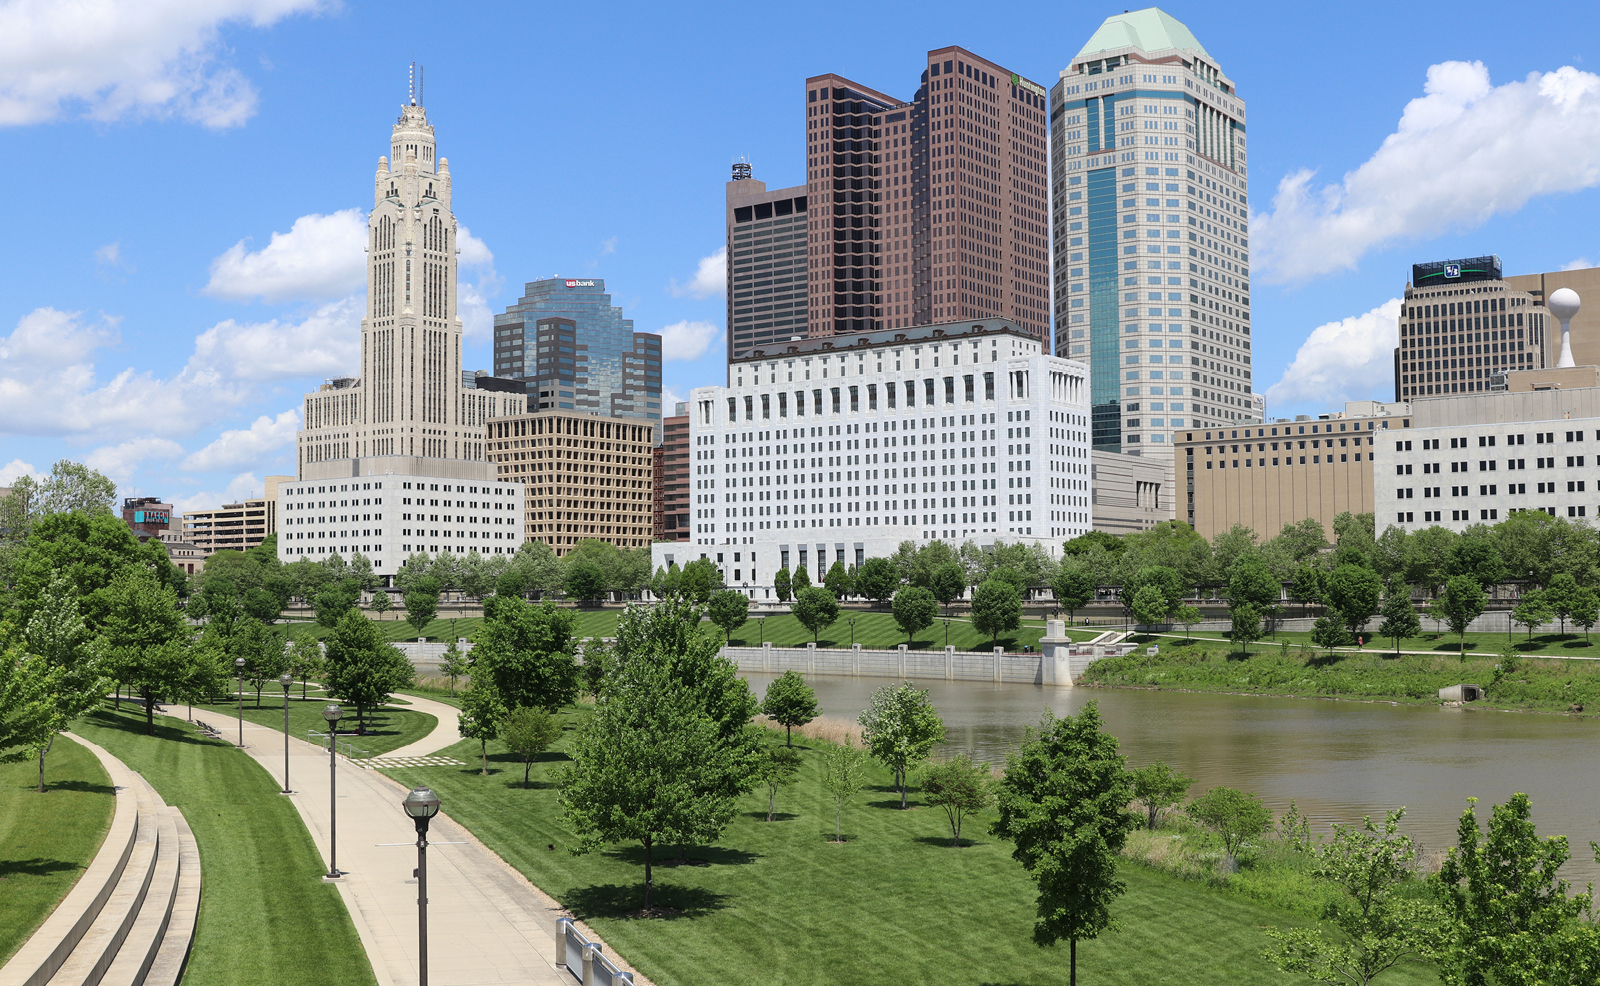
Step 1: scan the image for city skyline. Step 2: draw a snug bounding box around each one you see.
[5,0,1600,507]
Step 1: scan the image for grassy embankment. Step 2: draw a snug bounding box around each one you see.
[1156,624,1600,658]
[381,712,1436,986]
[280,610,1102,652]
[179,691,436,757]
[0,736,115,965]
[69,706,378,986]
[1085,632,1600,711]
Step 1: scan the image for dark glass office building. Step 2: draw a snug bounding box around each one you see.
[493,277,663,438]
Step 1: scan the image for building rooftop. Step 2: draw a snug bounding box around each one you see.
[731,317,1038,363]
[1075,7,1210,60]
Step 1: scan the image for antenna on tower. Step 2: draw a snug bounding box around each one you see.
[409,62,415,106]
[419,64,425,107]
[732,156,752,181]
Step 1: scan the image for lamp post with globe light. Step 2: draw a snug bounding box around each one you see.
[322,704,344,879]
[402,787,442,986]
[278,673,294,794]
[234,657,246,747]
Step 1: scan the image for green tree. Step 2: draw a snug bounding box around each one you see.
[437,640,470,696]
[677,557,724,604]
[1265,808,1441,986]
[858,681,945,809]
[1433,793,1600,984]
[1377,588,1422,657]
[991,703,1138,986]
[1326,564,1383,640]
[1130,584,1170,629]
[1448,533,1508,590]
[564,558,608,603]
[854,556,899,610]
[559,655,743,910]
[101,568,195,735]
[824,560,854,599]
[471,596,581,713]
[759,670,819,746]
[21,577,109,791]
[1052,563,1095,624]
[1573,585,1600,643]
[891,585,937,646]
[1130,762,1193,830]
[458,681,505,776]
[1173,603,1202,642]
[496,567,528,600]
[404,585,440,636]
[790,563,811,592]
[0,643,54,768]
[7,509,176,632]
[707,588,750,644]
[819,740,868,843]
[1544,572,1582,637]
[772,566,792,603]
[1437,575,1487,656]
[929,561,967,615]
[1230,602,1264,655]
[1512,589,1553,641]
[288,634,322,699]
[1290,563,1327,612]
[1229,553,1280,641]
[971,578,1022,647]
[237,618,288,707]
[370,589,392,619]
[921,754,992,847]
[322,609,414,733]
[1312,611,1353,654]
[792,586,840,642]
[35,459,117,516]
[1188,786,1273,873]
[502,706,563,788]
[314,579,361,628]
[755,744,803,822]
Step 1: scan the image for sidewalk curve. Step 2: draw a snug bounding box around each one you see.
[384,693,464,759]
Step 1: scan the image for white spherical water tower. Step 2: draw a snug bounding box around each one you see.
[1550,287,1581,368]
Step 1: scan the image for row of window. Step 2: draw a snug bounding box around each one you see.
[1398,507,1582,524]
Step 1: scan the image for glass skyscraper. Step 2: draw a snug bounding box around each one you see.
[493,277,663,438]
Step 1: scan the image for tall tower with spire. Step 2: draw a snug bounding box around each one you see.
[295,77,515,481]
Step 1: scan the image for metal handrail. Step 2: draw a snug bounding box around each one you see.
[306,730,373,760]
[555,918,633,985]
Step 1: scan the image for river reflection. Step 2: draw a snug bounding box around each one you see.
[744,672,1600,882]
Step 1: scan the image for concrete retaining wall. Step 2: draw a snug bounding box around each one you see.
[720,634,1135,687]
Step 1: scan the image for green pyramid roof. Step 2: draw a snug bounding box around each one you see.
[1075,8,1210,61]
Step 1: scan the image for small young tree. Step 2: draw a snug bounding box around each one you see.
[1437,575,1487,657]
[1173,603,1202,643]
[1326,564,1383,640]
[854,556,900,610]
[370,589,392,619]
[1052,563,1095,624]
[707,588,751,644]
[790,564,812,592]
[1512,589,1552,641]
[405,586,439,636]
[1129,584,1170,630]
[238,619,289,707]
[472,596,581,713]
[1377,588,1422,657]
[929,561,967,616]
[1229,601,1264,655]
[755,744,803,822]
[791,586,840,643]
[1312,610,1353,655]
[1130,761,1193,830]
[322,608,415,733]
[823,560,854,599]
[437,640,470,696]
[991,703,1137,986]
[760,670,819,746]
[891,585,938,645]
[773,566,792,603]
[858,681,945,808]
[1265,808,1440,986]
[1187,786,1273,873]
[458,681,505,776]
[22,577,110,791]
[502,706,563,788]
[1573,585,1600,643]
[971,578,1022,647]
[1544,572,1581,637]
[921,754,992,847]
[819,739,868,843]
[289,635,322,699]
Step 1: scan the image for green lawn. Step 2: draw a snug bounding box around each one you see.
[0,736,115,966]
[382,719,1434,986]
[283,610,1103,653]
[182,691,436,757]
[69,707,378,986]
[1163,625,1600,659]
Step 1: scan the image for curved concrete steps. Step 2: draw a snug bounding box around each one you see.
[0,737,201,986]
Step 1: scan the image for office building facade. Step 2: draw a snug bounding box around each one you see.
[279,474,525,564]
[185,476,290,555]
[1394,256,1553,400]
[493,278,663,436]
[1089,450,1175,533]
[727,165,809,361]
[487,409,654,554]
[803,50,1049,345]
[1051,8,1252,453]
[651,319,1090,591]
[654,404,690,541]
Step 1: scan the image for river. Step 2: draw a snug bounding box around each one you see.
[743,672,1600,883]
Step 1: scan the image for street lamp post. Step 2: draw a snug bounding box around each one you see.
[323,704,344,879]
[234,657,246,747]
[402,787,442,986]
[759,616,765,645]
[278,673,294,795]
[944,618,951,648]
[849,618,855,647]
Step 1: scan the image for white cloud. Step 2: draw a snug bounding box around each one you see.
[661,386,686,415]
[1253,62,1600,284]
[204,208,366,302]
[0,0,325,129]
[1264,299,1402,409]
[174,472,271,513]
[94,241,130,270]
[659,320,720,362]
[1564,257,1596,271]
[0,459,41,485]
[189,296,361,382]
[455,225,501,342]
[182,409,299,471]
[669,247,726,299]
[84,437,185,483]
[457,226,494,269]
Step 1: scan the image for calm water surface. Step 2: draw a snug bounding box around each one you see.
[744,672,1600,882]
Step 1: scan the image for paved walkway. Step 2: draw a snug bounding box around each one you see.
[185,705,619,986]
[384,692,464,758]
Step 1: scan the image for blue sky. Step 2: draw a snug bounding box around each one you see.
[5,0,1600,509]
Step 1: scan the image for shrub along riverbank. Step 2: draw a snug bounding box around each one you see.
[1082,636,1600,711]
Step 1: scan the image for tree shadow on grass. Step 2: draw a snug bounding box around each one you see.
[743,811,799,822]
[0,857,82,879]
[603,844,760,869]
[39,778,116,796]
[911,835,985,849]
[562,882,731,921]
[1562,638,1596,650]
[82,708,215,746]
